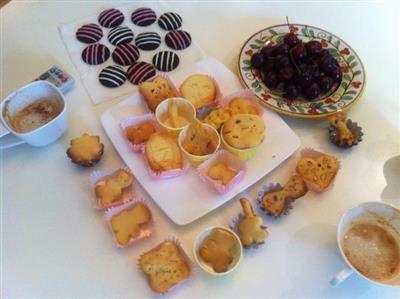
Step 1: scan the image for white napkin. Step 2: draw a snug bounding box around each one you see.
[58,1,205,105]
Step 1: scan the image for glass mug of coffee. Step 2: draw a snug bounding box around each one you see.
[331,201,400,287]
[0,81,68,149]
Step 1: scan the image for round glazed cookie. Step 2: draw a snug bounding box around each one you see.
[76,23,103,44]
[152,51,180,72]
[165,30,192,50]
[157,12,183,31]
[127,62,156,85]
[81,44,110,65]
[222,114,265,149]
[131,7,157,26]
[98,65,127,88]
[134,32,161,51]
[107,26,134,45]
[98,8,124,28]
[112,43,140,66]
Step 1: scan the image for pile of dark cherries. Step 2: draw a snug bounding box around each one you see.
[251,33,342,100]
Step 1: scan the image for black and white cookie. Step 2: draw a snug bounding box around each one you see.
[127,62,156,85]
[81,44,110,65]
[131,8,157,26]
[112,44,140,66]
[76,24,103,44]
[134,32,161,51]
[165,30,192,50]
[158,12,183,30]
[107,26,134,45]
[152,51,180,72]
[98,8,124,28]
[98,65,127,88]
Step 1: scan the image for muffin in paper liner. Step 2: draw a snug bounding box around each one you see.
[197,150,246,194]
[140,74,181,114]
[137,236,194,295]
[178,123,221,167]
[120,114,159,153]
[328,119,363,148]
[296,148,341,193]
[104,198,152,248]
[219,89,264,117]
[256,183,294,218]
[89,166,134,210]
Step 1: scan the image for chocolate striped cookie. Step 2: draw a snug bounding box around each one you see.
[134,32,161,51]
[99,65,127,88]
[131,8,157,26]
[81,44,110,65]
[112,44,140,66]
[127,62,156,85]
[158,12,182,31]
[165,30,192,50]
[76,24,103,44]
[98,8,124,28]
[108,26,134,45]
[152,51,179,72]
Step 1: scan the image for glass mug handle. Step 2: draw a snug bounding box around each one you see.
[0,120,25,149]
[330,266,354,286]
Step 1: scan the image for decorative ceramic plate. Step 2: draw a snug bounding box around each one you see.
[238,24,366,118]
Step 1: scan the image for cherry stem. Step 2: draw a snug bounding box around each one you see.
[286,16,290,31]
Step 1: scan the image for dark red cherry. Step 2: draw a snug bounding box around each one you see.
[261,45,277,58]
[263,72,279,89]
[275,43,290,55]
[291,43,307,61]
[251,53,265,69]
[279,66,294,82]
[318,76,334,93]
[304,82,321,100]
[330,67,342,82]
[284,33,300,48]
[305,41,323,56]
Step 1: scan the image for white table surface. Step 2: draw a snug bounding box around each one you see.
[1,1,399,298]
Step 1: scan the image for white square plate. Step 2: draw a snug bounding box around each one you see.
[101,57,300,225]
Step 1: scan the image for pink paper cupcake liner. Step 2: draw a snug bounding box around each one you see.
[137,236,194,295]
[296,148,341,193]
[119,114,159,153]
[219,89,264,116]
[104,198,153,248]
[256,183,294,217]
[197,150,246,194]
[89,166,134,210]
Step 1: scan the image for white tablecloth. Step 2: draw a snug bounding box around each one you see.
[1,1,399,298]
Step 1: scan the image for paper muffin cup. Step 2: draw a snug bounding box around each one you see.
[193,226,243,276]
[120,114,159,153]
[155,97,196,136]
[230,214,268,249]
[220,124,260,161]
[256,183,294,217]
[220,89,264,116]
[328,119,364,148]
[104,198,152,248]
[197,150,246,194]
[296,148,341,193]
[137,236,193,295]
[140,74,181,113]
[89,166,134,210]
[178,123,221,167]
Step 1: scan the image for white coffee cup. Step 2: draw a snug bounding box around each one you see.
[0,81,68,149]
[330,201,400,287]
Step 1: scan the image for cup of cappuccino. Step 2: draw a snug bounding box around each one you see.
[0,81,68,149]
[330,201,400,287]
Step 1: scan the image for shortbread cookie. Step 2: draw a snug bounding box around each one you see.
[67,134,104,167]
[180,74,216,109]
[222,114,265,149]
[208,162,237,185]
[145,133,182,172]
[111,203,151,245]
[139,76,177,112]
[95,169,133,207]
[125,121,156,145]
[140,241,191,293]
[229,97,260,115]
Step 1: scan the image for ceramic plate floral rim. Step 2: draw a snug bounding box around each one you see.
[238,24,366,118]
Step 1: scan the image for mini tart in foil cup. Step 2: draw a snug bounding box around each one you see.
[104,198,152,248]
[120,114,159,153]
[257,183,294,218]
[296,148,341,193]
[137,237,193,295]
[197,150,246,194]
[193,226,243,276]
[89,166,134,210]
[178,123,220,167]
[219,89,264,117]
[329,119,363,148]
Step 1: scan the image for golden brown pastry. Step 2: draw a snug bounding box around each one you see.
[67,133,104,167]
[182,120,218,156]
[327,112,354,146]
[145,133,182,172]
[125,121,156,145]
[180,74,216,109]
[139,76,177,112]
[229,97,260,115]
[95,169,133,207]
[208,162,237,185]
[203,108,231,130]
